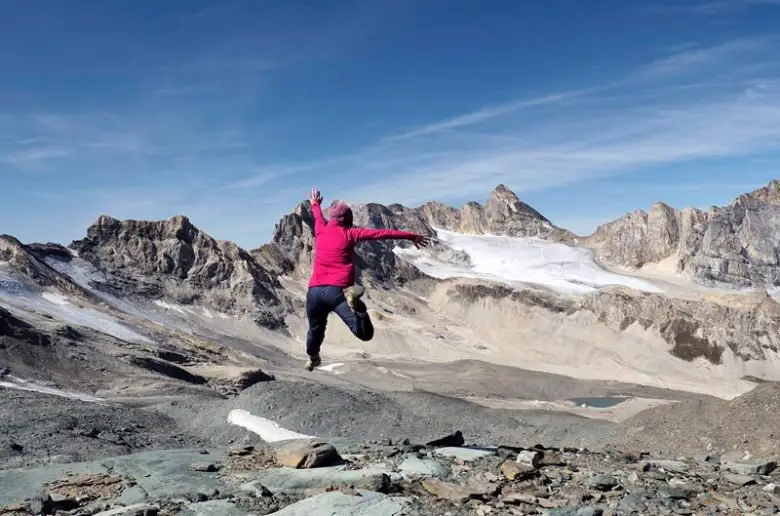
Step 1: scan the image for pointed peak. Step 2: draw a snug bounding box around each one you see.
[489,184,519,200]
[0,233,23,246]
[92,214,120,227]
[167,214,192,225]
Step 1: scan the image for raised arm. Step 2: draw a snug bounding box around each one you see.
[348,227,431,248]
[309,188,326,233]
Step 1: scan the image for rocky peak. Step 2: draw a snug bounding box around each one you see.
[485,184,551,227]
[487,184,544,216]
[71,215,286,327]
[414,184,567,239]
[738,180,780,206]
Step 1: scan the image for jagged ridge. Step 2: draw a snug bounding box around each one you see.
[588,180,780,288]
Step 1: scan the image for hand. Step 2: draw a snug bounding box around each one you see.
[309,188,323,205]
[411,234,432,249]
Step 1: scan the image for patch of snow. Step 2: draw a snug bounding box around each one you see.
[0,285,150,343]
[318,362,345,374]
[227,409,314,442]
[154,300,188,315]
[395,228,662,294]
[44,256,102,292]
[0,263,32,295]
[41,292,69,305]
[0,375,106,403]
[44,255,235,329]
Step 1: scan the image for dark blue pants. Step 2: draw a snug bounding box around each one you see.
[306,286,374,357]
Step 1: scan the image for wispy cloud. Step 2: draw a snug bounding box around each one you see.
[654,0,780,15]
[633,38,767,79]
[228,37,780,213]
[384,91,586,142]
[2,146,70,166]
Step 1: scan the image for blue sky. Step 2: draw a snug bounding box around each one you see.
[2,0,780,248]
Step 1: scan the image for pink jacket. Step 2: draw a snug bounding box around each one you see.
[308,201,418,288]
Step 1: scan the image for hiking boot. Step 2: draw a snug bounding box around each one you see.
[344,285,366,312]
[305,355,321,371]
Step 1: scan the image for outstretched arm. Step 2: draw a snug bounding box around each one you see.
[348,227,431,248]
[309,188,326,233]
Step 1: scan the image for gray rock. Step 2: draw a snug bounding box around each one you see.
[270,490,411,516]
[618,494,648,513]
[179,500,247,516]
[763,483,780,494]
[544,507,604,516]
[722,473,757,486]
[239,481,273,498]
[587,474,618,491]
[658,486,692,500]
[228,445,254,457]
[239,465,392,495]
[355,473,392,494]
[93,504,160,516]
[432,447,496,462]
[397,455,449,478]
[649,460,689,475]
[724,459,777,476]
[189,462,221,473]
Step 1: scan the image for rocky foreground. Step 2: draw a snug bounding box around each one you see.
[1,430,779,516]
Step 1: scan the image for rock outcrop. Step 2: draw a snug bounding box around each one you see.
[588,203,681,268]
[579,286,780,363]
[589,180,780,289]
[448,280,780,365]
[67,215,288,328]
[0,236,94,300]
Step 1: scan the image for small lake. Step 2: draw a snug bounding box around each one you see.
[567,396,628,408]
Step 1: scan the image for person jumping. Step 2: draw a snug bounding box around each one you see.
[304,187,431,371]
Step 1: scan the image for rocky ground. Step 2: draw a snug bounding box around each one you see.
[0,389,206,469]
[3,378,780,515]
[2,427,780,515]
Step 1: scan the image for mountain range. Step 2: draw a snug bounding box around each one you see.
[5,181,780,513]
[3,180,780,402]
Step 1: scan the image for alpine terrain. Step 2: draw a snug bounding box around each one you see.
[3,182,780,515]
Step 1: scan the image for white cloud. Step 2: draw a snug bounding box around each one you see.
[633,38,767,79]
[650,0,780,15]
[384,91,586,142]
[252,38,780,210]
[4,34,780,249]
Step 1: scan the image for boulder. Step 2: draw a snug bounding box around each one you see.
[274,440,341,469]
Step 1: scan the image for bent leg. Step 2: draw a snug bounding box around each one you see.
[305,288,330,357]
[333,294,374,342]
